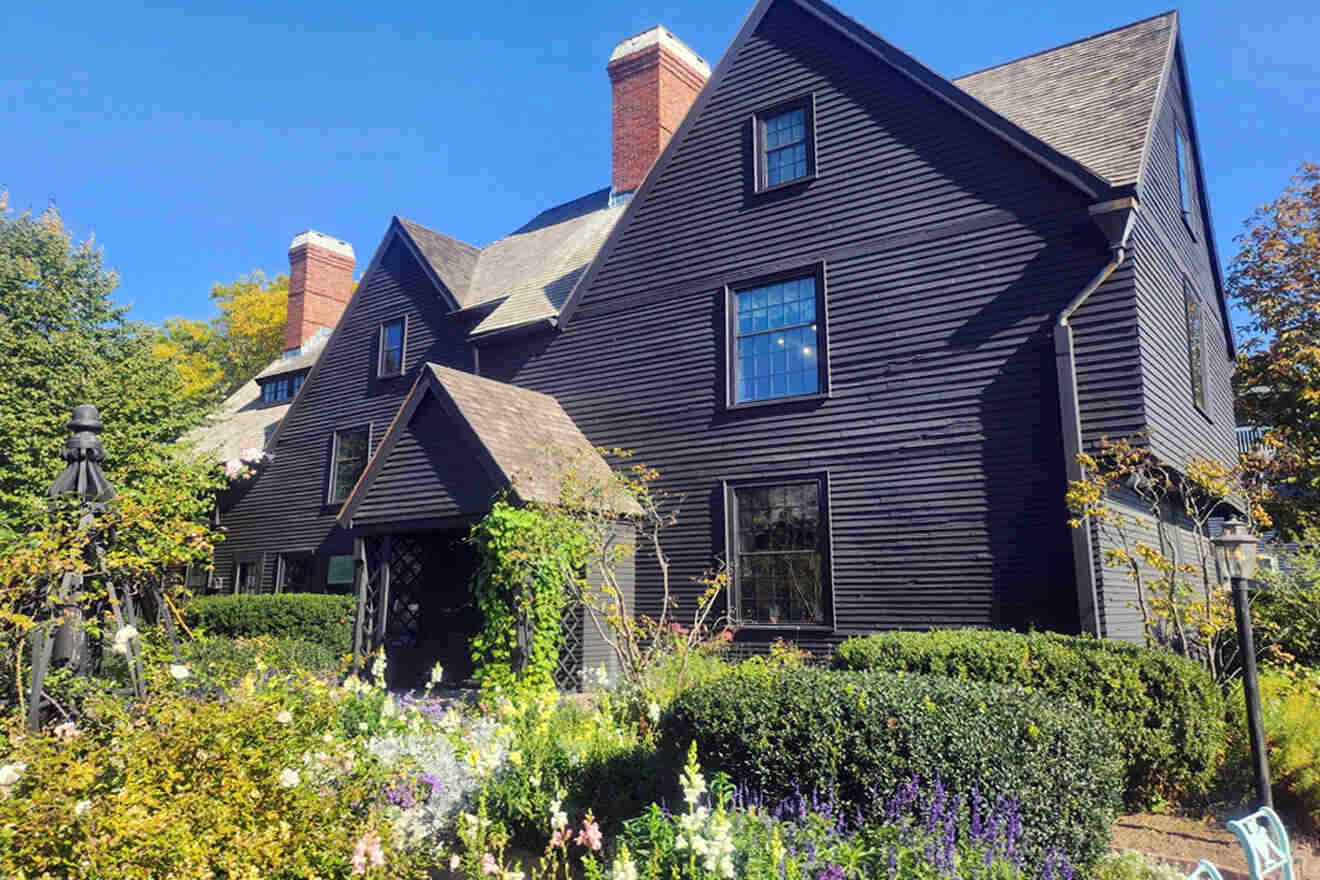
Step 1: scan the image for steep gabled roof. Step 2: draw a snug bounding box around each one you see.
[953,11,1177,187]
[180,377,290,463]
[338,364,638,526]
[396,217,480,305]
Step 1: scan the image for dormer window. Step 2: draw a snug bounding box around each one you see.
[259,372,305,404]
[378,317,406,377]
[754,96,816,192]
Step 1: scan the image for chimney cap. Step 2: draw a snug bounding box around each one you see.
[608,26,710,77]
[289,230,355,259]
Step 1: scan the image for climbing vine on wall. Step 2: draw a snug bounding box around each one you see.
[468,500,587,694]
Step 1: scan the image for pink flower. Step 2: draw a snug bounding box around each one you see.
[550,829,566,849]
[449,854,462,871]
[575,816,603,851]
[351,831,384,875]
[481,853,499,876]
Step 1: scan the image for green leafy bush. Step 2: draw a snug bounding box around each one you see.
[832,629,1225,807]
[660,664,1122,872]
[1087,851,1186,880]
[1220,666,1320,826]
[183,592,354,655]
[1253,539,1320,666]
[0,671,435,879]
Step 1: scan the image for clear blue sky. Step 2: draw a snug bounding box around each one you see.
[2,0,1315,332]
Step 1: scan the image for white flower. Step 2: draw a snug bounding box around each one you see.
[74,799,91,818]
[646,701,661,725]
[594,665,610,688]
[53,721,78,741]
[381,695,396,719]
[276,710,293,725]
[0,762,26,788]
[224,459,243,478]
[449,855,462,871]
[549,797,568,831]
[429,663,445,688]
[279,768,300,788]
[111,625,139,655]
[370,654,387,684]
[169,664,191,680]
[611,844,639,880]
[322,731,334,744]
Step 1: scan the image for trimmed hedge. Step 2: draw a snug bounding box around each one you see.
[183,593,354,656]
[661,664,1123,872]
[831,629,1225,807]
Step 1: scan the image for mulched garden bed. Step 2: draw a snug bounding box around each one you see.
[1113,813,1319,879]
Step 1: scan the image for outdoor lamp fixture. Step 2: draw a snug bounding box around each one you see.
[1213,517,1272,809]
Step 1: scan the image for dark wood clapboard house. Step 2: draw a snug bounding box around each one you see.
[195,0,1237,684]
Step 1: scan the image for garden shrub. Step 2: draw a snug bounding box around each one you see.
[183,592,354,655]
[832,628,1225,807]
[660,664,1123,872]
[0,670,436,879]
[1088,851,1186,880]
[1220,666,1320,827]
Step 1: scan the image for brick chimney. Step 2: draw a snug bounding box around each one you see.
[607,26,710,200]
[284,230,355,354]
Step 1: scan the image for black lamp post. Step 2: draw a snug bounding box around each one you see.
[1213,517,1272,810]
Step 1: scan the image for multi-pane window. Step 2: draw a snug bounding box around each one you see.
[754,97,815,191]
[733,276,820,403]
[378,318,405,377]
[235,560,258,594]
[731,480,826,625]
[260,372,305,404]
[1184,280,1207,412]
[329,427,370,503]
[763,109,808,186]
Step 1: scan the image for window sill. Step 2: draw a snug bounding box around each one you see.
[727,391,831,411]
[754,172,817,196]
[733,622,834,633]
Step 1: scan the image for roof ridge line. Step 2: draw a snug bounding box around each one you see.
[394,216,481,253]
[953,9,1178,82]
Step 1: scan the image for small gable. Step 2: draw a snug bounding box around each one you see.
[350,391,500,527]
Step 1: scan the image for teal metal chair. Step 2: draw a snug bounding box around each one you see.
[1227,807,1295,880]
[1186,859,1225,880]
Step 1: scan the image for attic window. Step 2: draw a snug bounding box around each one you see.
[1174,127,1197,238]
[259,372,305,404]
[754,96,816,192]
[378,317,406,377]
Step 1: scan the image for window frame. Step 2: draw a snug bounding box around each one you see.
[724,262,831,409]
[752,94,817,193]
[276,553,317,594]
[327,425,372,505]
[722,471,834,631]
[376,315,408,379]
[233,552,264,595]
[1183,277,1209,418]
[259,371,306,404]
[1174,126,1197,240]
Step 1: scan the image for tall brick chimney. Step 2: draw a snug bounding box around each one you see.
[284,230,355,354]
[607,26,710,200]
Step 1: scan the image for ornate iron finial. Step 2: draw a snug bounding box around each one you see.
[47,404,116,502]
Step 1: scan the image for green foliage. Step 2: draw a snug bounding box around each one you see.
[661,664,1123,873]
[1220,666,1320,825]
[0,670,434,879]
[1252,535,1320,666]
[1229,162,1320,537]
[1086,851,1186,880]
[143,631,339,690]
[832,628,1226,809]
[469,501,587,694]
[183,592,355,656]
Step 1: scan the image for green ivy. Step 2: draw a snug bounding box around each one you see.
[469,501,587,694]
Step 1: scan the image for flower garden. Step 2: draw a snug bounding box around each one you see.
[3,599,1319,880]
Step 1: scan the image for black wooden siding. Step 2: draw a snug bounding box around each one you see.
[1130,52,1236,470]
[352,393,495,527]
[216,234,476,589]
[479,1,1115,650]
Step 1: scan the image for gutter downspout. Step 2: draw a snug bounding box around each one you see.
[1057,197,1138,637]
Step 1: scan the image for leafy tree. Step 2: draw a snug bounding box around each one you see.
[208,271,288,392]
[0,195,223,706]
[153,271,288,403]
[1230,161,1320,537]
